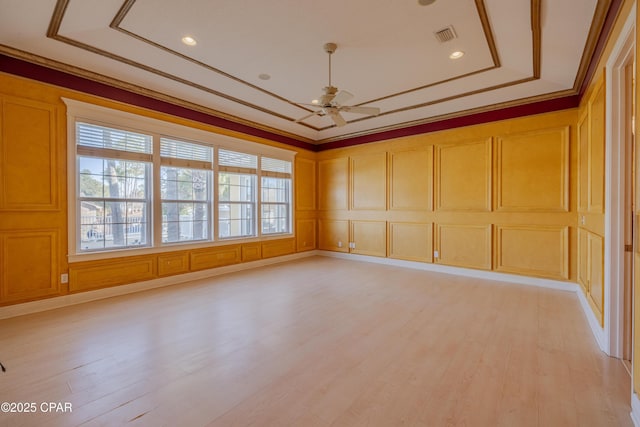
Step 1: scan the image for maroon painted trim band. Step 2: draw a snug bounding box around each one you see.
[316,96,580,151]
[0,54,315,151]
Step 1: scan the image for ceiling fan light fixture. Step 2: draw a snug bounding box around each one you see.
[181,36,197,46]
[449,50,464,59]
[295,42,380,127]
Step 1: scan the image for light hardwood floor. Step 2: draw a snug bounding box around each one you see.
[0,256,633,426]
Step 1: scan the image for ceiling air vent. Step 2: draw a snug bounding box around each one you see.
[434,26,457,43]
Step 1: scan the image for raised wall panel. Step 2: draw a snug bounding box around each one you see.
[262,238,295,258]
[351,221,386,257]
[350,152,387,210]
[242,243,262,262]
[389,222,432,263]
[588,232,604,323]
[578,111,589,212]
[435,139,492,211]
[389,148,433,211]
[295,157,316,211]
[0,97,58,210]
[495,225,568,280]
[157,252,189,277]
[577,228,589,293]
[589,78,605,213]
[190,245,241,271]
[69,256,156,292]
[318,158,348,210]
[318,219,349,252]
[496,127,569,212]
[296,219,316,252]
[1,230,59,301]
[436,224,492,270]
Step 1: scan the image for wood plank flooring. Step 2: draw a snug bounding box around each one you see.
[0,256,632,426]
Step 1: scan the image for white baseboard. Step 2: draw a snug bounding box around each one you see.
[0,251,317,320]
[316,250,577,292]
[575,285,606,352]
[631,392,640,427]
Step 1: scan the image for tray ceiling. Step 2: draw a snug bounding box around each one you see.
[0,0,611,144]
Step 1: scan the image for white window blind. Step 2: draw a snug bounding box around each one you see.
[77,122,152,154]
[160,137,212,162]
[261,157,292,175]
[218,149,257,171]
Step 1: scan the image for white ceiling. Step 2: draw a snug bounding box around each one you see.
[0,0,605,144]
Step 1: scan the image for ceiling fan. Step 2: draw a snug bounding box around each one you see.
[295,43,380,127]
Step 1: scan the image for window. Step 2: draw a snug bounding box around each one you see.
[218,149,257,238]
[66,99,295,258]
[160,137,213,243]
[261,157,292,235]
[76,122,152,251]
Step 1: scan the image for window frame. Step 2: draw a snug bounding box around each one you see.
[65,98,296,262]
[260,157,292,236]
[77,153,153,252]
[218,171,257,239]
[159,137,214,245]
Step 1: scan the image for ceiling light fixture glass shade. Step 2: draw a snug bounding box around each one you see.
[418,0,436,5]
[449,51,464,59]
[181,36,197,46]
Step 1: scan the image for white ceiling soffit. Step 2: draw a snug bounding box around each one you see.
[0,0,606,144]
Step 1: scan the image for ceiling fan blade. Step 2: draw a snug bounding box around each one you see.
[332,90,354,106]
[295,111,320,123]
[340,106,380,116]
[319,93,335,105]
[329,111,347,127]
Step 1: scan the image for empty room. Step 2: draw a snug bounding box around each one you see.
[1,0,640,426]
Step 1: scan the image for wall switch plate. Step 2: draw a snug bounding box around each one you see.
[61,273,69,284]
[434,250,439,259]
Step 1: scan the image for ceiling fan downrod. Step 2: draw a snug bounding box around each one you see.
[324,42,337,90]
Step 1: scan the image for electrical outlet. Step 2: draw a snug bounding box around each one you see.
[337,241,343,248]
[433,250,439,259]
[349,242,356,249]
[61,273,69,284]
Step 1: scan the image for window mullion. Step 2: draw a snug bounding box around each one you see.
[257,156,262,238]
[152,134,162,247]
[213,147,219,241]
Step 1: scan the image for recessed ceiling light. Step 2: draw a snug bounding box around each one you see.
[181,36,197,46]
[418,0,436,5]
[449,51,464,59]
[311,99,319,105]
[258,73,271,80]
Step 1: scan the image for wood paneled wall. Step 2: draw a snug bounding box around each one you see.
[0,94,66,303]
[577,73,606,325]
[0,73,315,306]
[317,109,578,281]
[0,72,600,309]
